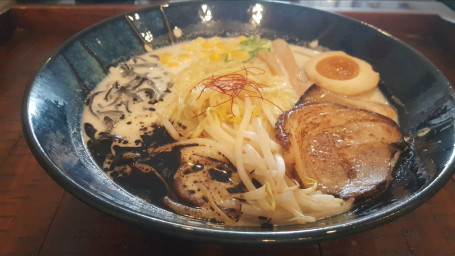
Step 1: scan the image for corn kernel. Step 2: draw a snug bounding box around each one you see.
[176,54,190,62]
[167,62,180,68]
[210,53,222,62]
[237,35,247,42]
[199,51,211,58]
[202,41,214,49]
[232,51,250,60]
[195,37,205,44]
[208,36,222,44]
[230,116,242,123]
[216,42,232,51]
[158,53,172,64]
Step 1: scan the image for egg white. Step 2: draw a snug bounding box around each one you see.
[304,51,379,96]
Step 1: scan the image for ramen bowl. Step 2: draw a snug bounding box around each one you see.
[22,1,455,243]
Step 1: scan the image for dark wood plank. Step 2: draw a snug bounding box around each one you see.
[0,28,76,256]
[39,193,321,256]
[12,4,149,32]
[0,137,65,255]
[342,12,455,58]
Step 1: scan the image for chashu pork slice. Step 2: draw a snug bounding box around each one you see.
[299,84,399,122]
[275,101,404,199]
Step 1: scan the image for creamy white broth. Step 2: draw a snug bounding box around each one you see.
[83,53,167,147]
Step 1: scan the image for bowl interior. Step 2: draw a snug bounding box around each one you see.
[23,1,455,243]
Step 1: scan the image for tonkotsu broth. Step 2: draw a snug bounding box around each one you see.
[82,36,394,225]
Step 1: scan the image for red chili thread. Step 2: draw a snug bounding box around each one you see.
[193,66,283,118]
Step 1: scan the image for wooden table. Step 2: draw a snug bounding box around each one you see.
[1,4,454,255]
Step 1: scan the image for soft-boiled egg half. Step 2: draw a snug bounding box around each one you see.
[304,51,379,95]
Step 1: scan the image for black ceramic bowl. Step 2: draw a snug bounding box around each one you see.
[22,1,455,243]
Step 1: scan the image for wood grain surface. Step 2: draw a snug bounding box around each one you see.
[1,4,454,256]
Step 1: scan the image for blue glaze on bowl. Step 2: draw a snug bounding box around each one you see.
[22,1,455,243]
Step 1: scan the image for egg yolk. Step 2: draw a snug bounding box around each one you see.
[316,56,359,80]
